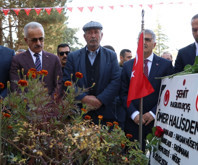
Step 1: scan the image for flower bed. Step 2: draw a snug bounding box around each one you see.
[0,69,148,164]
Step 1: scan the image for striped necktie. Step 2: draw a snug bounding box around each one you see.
[34,53,42,71]
[144,59,149,78]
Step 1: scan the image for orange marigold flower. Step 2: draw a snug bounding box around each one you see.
[18,80,28,87]
[121,143,125,148]
[98,115,103,120]
[64,81,72,87]
[37,71,42,75]
[24,98,28,103]
[81,108,87,113]
[126,133,133,139]
[7,125,13,129]
[113,121,119,125]
[28,68,37,72]
[41,70,48,76]
[106,122,113,127]
[75,72,83,79]
[84,115,91,120]
[0,82,5,89]
[3,113,11,118]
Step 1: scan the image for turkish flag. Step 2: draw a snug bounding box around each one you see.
[127,32,154,108]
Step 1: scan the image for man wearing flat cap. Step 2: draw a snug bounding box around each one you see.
[63,21,125,127]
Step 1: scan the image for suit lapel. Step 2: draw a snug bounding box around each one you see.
[42,51,50,70]
[23,50,35,69]
[79,48,88,86]
[98,47,106,90]
[149,54,160,81]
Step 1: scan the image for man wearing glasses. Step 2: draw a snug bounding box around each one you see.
[121,29,173,151]
[57,43,70,70]
[10,22,62,96]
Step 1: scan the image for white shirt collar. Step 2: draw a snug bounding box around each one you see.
[28,48,42,56]
[145,52,154,62]
[195,42,198,56]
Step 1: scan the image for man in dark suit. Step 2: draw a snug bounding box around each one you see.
[10,22,62,96]
[174,14,198,73]
[121,29,173,151]
[63,21,122,125]
[0,46,15,97]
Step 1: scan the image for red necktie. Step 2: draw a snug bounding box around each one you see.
[144,59,149,78]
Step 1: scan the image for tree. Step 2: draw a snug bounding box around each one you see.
[153,21,169,56]
[1,0,81,53]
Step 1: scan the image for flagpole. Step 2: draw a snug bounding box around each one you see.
[139,9,145,151]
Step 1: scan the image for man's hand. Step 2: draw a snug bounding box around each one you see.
[81,95,102,109]
[142,112,154,126]
[134,114,146,125]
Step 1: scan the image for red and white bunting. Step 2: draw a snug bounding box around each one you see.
[55,7,63,14]
[34,8,42,15]
[0,2,197,16]
[45,8,52,15]
[67,7,73,12]
[13,9,21,15]
[78,7,84,12]
[3,9,10,15]
[88,6,94,12]
[98,6,104,10]
[24,8,31,16]
[109,6,114,10]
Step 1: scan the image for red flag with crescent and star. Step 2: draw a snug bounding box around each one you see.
[127,32,154,108]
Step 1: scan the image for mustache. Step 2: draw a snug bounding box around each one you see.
[34,45,42,49]
[90,39,97,42]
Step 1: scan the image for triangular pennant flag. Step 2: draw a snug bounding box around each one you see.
[120,5,124,7]
[67,7,73,12]
[78,7,84,12]
[109,6,114,10]
[24,8,31,16]
[34,8,42,15]
[148,4,153,9]
[3,9,10,15]
[88,6,94,12]
[55,7,63,14]
[13,9,21,15]
[45,8,52,15]
[139,4,143,8]
[129,5,133,8]
[98,6,104,10]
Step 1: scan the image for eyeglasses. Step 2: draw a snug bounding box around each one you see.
[59,51,70,56]
[192,28,198,33]
[29,37,44,42]
[144,38,153,42]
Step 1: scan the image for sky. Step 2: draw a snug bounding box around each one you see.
[65,0,198,61]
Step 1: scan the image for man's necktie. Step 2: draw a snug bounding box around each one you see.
[34,53,42,71]
[144,59,149,78]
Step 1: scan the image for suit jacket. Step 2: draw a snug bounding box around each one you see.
[0,46,15,97]
[10,50,62,95]
[63,46,121,120]
[121,54,173,142]
[174,43,196,73]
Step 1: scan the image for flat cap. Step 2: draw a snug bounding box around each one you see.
[82,21,103,32]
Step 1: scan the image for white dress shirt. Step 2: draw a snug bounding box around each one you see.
[29,48,43,67]
[195,42,198,56]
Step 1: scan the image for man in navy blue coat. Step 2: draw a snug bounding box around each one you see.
[121,29,173,151]
[174,14,198,73]
[0,45,15,97]
[63,21,122,125]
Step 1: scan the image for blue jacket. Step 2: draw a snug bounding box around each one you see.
[174,43,196,73]
[63,46,121,119]
[0,46,15,97]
